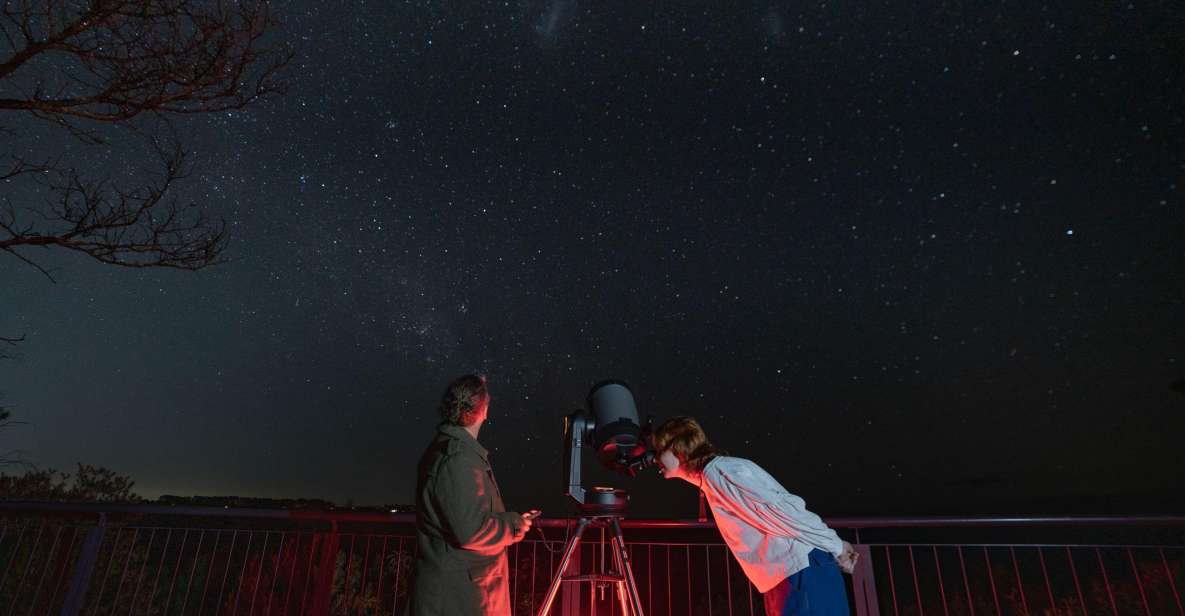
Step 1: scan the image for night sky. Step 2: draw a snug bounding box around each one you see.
[2,1,1183,517]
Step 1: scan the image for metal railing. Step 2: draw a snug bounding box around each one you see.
[1,502,1182,615]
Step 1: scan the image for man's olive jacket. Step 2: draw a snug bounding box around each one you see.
[408,423,521,615]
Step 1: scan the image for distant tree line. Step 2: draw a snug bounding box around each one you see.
[0,462,139,502]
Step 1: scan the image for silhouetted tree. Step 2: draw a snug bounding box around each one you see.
[0,462,140,501]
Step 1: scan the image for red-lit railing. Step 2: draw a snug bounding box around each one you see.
[1,502,1182,615]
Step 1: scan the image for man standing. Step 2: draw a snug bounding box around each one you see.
[408,374,533,615]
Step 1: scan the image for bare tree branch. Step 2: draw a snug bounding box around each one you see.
[0,0,290,121]
[0,0,288,274]
[1,154,55,180]
[2,137,227,272]
[0,339,27,468]
[0,334,22,360]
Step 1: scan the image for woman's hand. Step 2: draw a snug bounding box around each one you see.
[837,541,859,574]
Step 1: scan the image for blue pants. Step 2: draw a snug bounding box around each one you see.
[762,549,851,616]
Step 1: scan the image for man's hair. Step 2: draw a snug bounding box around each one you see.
[652,416,721,473]
[438,374,489,426]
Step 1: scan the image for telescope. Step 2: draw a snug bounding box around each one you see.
[562,380,654,514]
[540,379,653,616]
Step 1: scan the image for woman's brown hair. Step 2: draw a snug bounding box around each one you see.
[651,416,721,473]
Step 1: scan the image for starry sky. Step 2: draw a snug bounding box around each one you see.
[2,1,1183,517]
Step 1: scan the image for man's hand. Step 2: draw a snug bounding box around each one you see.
[836,541,859,574]
[510,511,534,541]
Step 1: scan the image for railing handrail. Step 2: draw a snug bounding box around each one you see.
[2,501,1183,528]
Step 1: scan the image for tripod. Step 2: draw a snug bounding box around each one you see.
[536,514,646,616]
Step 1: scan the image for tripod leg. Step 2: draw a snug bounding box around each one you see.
[610,548,630,616]
[610,518,646,616]
[536,517,590,616]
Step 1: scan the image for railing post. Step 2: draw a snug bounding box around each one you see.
[308,521,340,616]
[59,513,106,616]
[851,544,880,616]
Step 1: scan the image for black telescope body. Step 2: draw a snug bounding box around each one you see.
[588,380,652,475]
[563,380,654,511]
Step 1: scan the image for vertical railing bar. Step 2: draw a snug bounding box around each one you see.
[1066,546,1086,616]
[24,524,62,616]
[9,522,46,616]
[599,539,605,616]
[587,542,594,616]
[533,539,541,616]
[283,533,305,615]
[375,535,389,612]
[0,524,8,599]
[231,531,255,616]
[628,543,637,616]
[1127,548,1151,615]
[360,534,374,616]
[215,530,240,614]
[393,533,407,616]
[645,543,652,616]
[343,533,356,614]
[932,545,950,616]
[685,544,691,616]
[127,528,158,616]
[299,533,319,615]
[886,545,900,616]
[22,525,56,616]
[549,534,556,615]
[666,545,671,616]
[983,547,1000,616]
[705,544,713,616]
[178,528,207,616]
[1096,547,1118,616]
[604,542,612,616]
[199,530,224,614]
[908,545,924,616]
[266,531,289,616]
[601,540,609,616]
[44,526,80,616]
[1160,548,1184,616]
[279,533,297,614]
[146,529,173,616]
[510,541,518,616]
[248,531,271,616]
[957,546,973,616]
[0,522,29,597]
[594,538,601,616]
[1037,547,1054,614]
[412,538,420,611]
[181,529,210,616]
[1009,547,1028,616]
[165,529,192,615]
[725,545,733,616]
[110,528,141,616]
